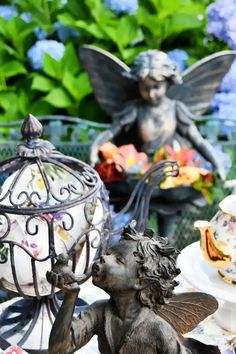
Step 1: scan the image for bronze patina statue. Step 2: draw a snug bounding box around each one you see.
[79,46,235,179]
[47,222,220,354]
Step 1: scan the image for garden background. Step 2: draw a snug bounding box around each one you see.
[0,0,235,125]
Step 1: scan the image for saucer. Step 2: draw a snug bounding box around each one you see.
[177,241,236,304]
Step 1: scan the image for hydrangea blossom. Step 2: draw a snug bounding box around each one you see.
[54,21,80,42]
[220,59,236,93]
[0,5,17,19]
[27,40,65,70]
[211,92,236,118]
[20,12,32,23]
[34,28,48,40]
[207,0,236,49]
[167,49,189,72]
[109,204,131,246]
[19,12,49,40]
[206,0,236,141]
[104,0,138,15]
[211,59,236,126]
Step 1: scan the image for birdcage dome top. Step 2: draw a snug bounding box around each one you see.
[0,114,103,215]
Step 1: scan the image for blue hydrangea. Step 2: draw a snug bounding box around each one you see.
[20,12,32,23]
[104,0,138,14]
[0,5,18,19]
[54,21,80,42]
[211,92,236,117]
[207,0,236,49]
[109,204,131,246]
[220,59,236,93]
[167,49,189,72]
[27,40,65,70]
[34,28,48,40]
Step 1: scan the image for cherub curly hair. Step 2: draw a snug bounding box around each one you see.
[124,50,182,85]
[122,222,181,311]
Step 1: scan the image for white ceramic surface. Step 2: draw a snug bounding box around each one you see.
[177,241,236,332]
[177,241,236,303]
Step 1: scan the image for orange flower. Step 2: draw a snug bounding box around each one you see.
[95,162,125,183]
[98,142,119,161]
[98,143,149,175]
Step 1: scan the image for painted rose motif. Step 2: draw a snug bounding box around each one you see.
[4,345,26,354]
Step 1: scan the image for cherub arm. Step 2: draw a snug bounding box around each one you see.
[47,269,105,354]
[90,103,138,166]
[176,101,225,180]
[49,289,105,354]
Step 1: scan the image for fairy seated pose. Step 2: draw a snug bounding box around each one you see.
[47,222,219,354]
[79,46,235,179]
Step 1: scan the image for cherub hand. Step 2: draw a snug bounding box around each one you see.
[46,270,81,294]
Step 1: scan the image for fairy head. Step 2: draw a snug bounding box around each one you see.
[125,50,182,104]
[127,50,182,84]
[92,221,180,310]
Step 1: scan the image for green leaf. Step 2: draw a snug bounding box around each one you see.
[104,16,139,50]
[30,99,55,116]
[0,92,18,111]
[44,87,73,108]
[57,13,76,26]
[60,44,80,75]
[137,7,162,38]
[164,12,203,37]
[63,71,92,101]
[65,0,90,20]
[0,61,27,78]
[76,72,92,101]
[75,20,106,39]
[18,90,30,115]
[43,53,62,79]
[31,74,56,92]
[120,46,147,63]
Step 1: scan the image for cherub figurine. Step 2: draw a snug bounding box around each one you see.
[47,221,220,354]
[79,46,235,179]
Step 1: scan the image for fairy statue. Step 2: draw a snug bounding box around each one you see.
[47,221,219,354]
[79,46,235,179]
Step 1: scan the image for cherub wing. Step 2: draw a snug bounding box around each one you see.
[157,292,218,334]
[79,45,140,117]
[167,51,236,116]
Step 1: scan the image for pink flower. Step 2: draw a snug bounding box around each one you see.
[5,345,24,354]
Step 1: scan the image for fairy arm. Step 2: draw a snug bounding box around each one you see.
[176,101,225,179]
[47,270,105,354]
[49,290,105,354]
[90,103,138,166]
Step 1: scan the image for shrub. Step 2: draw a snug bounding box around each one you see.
[0,0,226,123]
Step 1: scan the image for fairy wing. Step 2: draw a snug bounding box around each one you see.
[79,45,140,117]
[167,51,236,116]
[157,292,218,334]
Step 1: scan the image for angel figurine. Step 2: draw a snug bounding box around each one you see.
[47,221,220,354]
[79,46,235,179]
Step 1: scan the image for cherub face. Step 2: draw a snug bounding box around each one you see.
[139,76,168,104]
[92,240,140,293]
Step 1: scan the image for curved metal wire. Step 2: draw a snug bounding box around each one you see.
[111,160,179,234]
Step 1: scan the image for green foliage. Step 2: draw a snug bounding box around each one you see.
[0,0,226,122]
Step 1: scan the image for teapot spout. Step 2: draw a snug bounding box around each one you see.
[194,220,233,269]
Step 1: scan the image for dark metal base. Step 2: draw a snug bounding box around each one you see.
[0,295,87,353]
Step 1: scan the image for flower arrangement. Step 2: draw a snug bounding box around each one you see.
[95,143,217,203]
